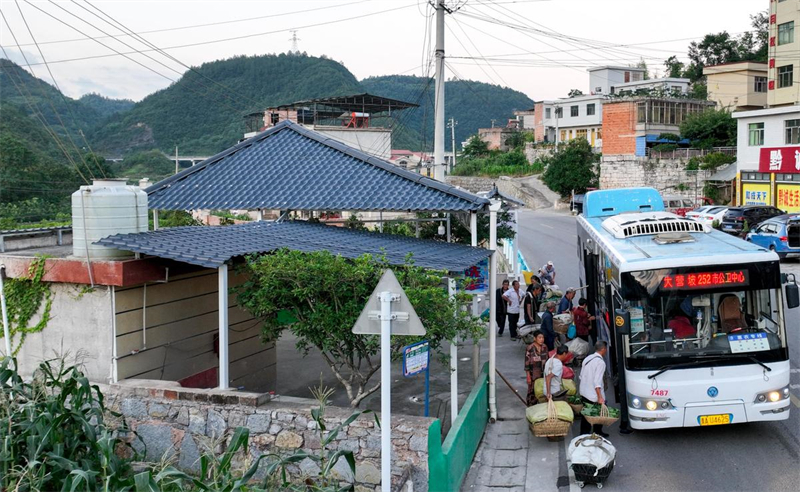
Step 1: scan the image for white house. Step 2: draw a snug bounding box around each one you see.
[733,105,800,211]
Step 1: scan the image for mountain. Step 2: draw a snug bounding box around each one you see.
[87,54,534,155]
[78,93,135,119]
[0,59,132,140]
[361,75,534,151]
[89,53,363,156]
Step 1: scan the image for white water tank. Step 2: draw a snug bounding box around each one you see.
[72,179,148,259]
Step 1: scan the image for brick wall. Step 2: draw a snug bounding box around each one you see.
[107,381,433,491]
[601,101,637,155]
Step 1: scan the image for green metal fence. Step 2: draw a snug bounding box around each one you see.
[428,362,489,492]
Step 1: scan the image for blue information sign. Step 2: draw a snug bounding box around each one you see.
[402,340,431,416]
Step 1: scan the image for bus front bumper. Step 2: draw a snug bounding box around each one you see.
[627,398,791,430]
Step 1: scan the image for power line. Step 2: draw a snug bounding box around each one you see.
[9,0,373,48]
[12,0,106,178]
[0,12,91,183]
[4,1,420,67]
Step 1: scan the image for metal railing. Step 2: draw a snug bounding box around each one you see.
[646,147,737,159]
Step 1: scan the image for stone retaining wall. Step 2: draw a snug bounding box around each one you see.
[104,381,434,492]
[600,155,720,200]
[445,175,544,209]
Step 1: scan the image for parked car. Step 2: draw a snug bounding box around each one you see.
[745,214,800,259]
[720,206,785,235]
[685,205,729,227]
[662,196,697,217]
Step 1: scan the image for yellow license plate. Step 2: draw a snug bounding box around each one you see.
[699,414,731,426]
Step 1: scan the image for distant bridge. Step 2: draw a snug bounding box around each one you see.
[103,152,211,166]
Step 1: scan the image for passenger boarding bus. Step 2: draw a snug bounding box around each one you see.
[577,188,799,430]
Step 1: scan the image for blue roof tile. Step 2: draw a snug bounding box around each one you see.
[95,221,492,272]
[146,121,488,212]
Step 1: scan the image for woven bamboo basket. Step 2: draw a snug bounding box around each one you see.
[568,402,584,416]
[582,403,619,427]
[531,400,571,438]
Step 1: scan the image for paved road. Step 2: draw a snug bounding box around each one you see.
[514,209,800,492]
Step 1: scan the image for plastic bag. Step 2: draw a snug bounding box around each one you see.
[566,337,590,357]
[567,434,616,475]
[526,400,574,424]
[567,324,576,339]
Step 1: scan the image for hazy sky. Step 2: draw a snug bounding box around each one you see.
[0,0,762,103]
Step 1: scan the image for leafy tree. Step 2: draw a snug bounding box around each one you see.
[567,89,584,98]
[634,59,650,80]
[664,56,685,78]
[679,108,736,148]
[113,149,175,180]
[541,139,599,198]
[503,131,527,150]
[462,135,490,158]
[236,250,484,407]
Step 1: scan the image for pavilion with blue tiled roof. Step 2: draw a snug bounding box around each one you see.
[104,120,503,420]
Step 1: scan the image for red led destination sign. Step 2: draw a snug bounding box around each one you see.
[660,270,749,291]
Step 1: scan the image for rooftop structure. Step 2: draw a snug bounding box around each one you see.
[244,93,419,159]
[704,61,768,111]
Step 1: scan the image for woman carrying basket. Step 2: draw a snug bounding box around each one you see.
[525,330,549,406]
[578,341,610,437]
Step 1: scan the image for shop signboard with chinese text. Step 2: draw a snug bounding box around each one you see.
[461,258,489,295]
[777,184,800,213]
[758,146,800,173]
[742,183,771,206]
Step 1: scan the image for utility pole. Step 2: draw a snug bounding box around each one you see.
[174,146,179,174]
[433,0,446,181]
[554,105,560,144]
[289,30,300,53]
[448,118,457,173]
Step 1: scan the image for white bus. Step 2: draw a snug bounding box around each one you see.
[577,187,799,430]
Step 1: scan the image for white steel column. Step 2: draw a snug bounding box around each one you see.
[1,265,11,356]
[470,212,480,380]
[153,209,159,230]
[218,264,229,390]
[513,210,520,281]
[379,290,392,492]
[433,0,446,181]
[488,200,501,421]
[449,277,458,426]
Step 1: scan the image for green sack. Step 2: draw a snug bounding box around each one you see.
[534,378,577,398]
[526,401,575,424]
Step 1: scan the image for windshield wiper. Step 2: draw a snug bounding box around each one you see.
[647,354,773,379]
[691,354,772,372]
[647,359,713,379]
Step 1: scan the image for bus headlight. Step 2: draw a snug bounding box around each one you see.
[628,393,672,411]
[754,386,790,404]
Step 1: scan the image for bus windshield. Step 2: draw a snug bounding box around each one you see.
[619,262,788,370]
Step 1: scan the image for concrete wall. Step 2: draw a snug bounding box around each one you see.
[599,155,715,201]
[107,381,434,491]
[316,127,391,160]
[706,66,767,110]
[0,230,72,253]
[13,284,114,382]
[114,269,275,393]
[524,143,554,164]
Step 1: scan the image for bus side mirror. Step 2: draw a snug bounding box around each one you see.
[786,283,799,310]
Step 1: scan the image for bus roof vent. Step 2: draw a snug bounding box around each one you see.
[601,212,709,239]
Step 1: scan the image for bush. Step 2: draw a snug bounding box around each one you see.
[679,108,736,148]
[699,151,735,171]
[451,149,542,177]
[541,139,599,198]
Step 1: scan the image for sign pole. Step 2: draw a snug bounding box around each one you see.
[424,363,430,417]
[449,277,458,426]
[380,291,392,492]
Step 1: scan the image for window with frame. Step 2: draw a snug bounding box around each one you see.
[560,130,566,141]
[576,129,588,140]
[749,122,765,146]
[545,107,551,119]
[586,103,596,116]
[786,119,800,145]
[555,107,563,118]
[778,21,794,45]
[570,105,579,117]
[754,76,767,93]
[778,65,793,88]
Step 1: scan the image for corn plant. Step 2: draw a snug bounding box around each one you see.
[0,356,137,492]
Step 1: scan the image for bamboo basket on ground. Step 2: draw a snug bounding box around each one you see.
[583,403,619,427]
[530,399,571,438]
[568,402,584,416]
